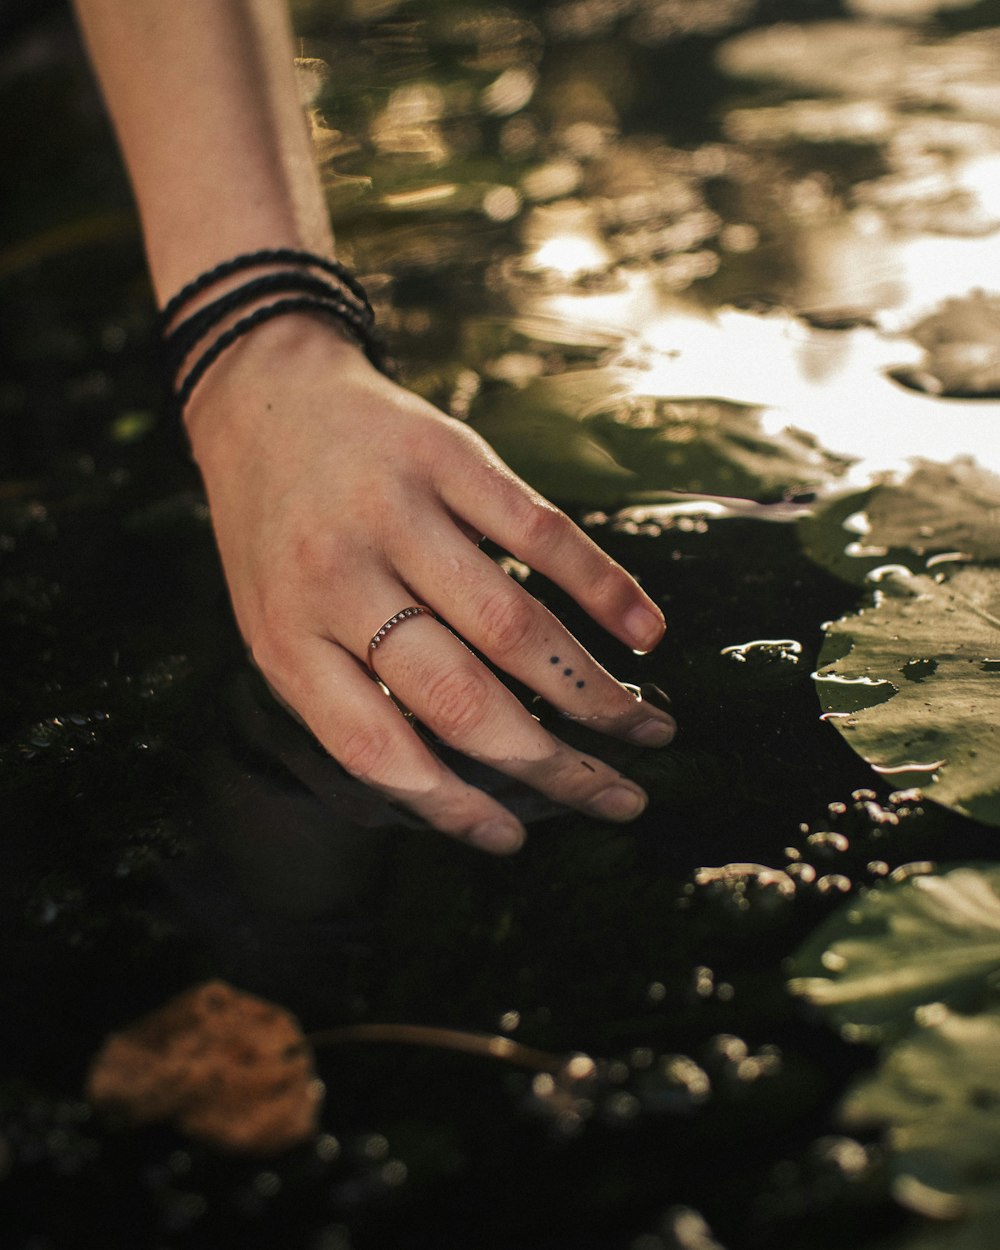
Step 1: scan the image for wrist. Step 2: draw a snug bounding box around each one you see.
[182,311,373,460]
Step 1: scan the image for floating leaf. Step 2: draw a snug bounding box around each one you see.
[842,1005,1000,1246]
[469,373,636,505]
[86,981,324,1155]
[863,460,1000,563]
[789,866,1000,1041]
[814,566,1000,824]
[470,368,847,505]
[802,459,1000,587]
[892,293,1000,398]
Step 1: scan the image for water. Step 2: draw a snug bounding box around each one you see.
[3,1,1000,1247]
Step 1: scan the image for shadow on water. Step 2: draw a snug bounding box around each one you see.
[3,1,1000,1247]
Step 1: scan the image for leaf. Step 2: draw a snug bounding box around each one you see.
[892,293,1000,398]
[799,459,1000,588]
[814,566,1000,824]
[841,1005,1000,1245]
[789,866,1000,1041]
[469,368,848,505]
[469,373,636,505]
[86,981,324,1155]
[864,460,1000,562]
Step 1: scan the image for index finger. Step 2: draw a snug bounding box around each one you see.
[441,453,666,654]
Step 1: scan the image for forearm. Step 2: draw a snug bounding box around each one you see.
[72,0,333,306]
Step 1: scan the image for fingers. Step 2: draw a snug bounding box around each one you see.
[345,598,652,825]
[254,631,527,855]
[403,529,676,747]
[438,445,667,654]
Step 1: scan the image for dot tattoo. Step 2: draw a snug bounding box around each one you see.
[549,655,585,688]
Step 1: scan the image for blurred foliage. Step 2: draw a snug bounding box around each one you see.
[791,866,1000,1248]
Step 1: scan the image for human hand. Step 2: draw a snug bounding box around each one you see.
[183,315,676,854]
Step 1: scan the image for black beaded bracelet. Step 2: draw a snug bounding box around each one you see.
[160,250,391,416]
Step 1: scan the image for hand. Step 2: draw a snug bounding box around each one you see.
[183,314,676,853]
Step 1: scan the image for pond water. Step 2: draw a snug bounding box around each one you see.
[3,0,1000,1247]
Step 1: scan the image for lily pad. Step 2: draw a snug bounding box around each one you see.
[863,460,1000,563]
[892,293,1000,399]
[469,368,848,505]
[814,565,1000,824]
[842,1005,1000,1246]
[800,459,1000,587]
[789,866,1000,1042]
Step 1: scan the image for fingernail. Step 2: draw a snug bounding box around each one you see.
[469,820,525,854]
[588,785,647,821]
[627,716,676,747]
[624,604,665,652]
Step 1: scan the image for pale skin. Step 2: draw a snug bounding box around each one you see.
[73,0,677,853]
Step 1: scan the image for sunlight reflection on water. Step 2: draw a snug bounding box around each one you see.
[526,226,1000,482]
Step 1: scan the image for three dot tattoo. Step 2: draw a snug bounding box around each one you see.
[550,655,586,689]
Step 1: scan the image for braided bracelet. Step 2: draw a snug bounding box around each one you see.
[160,250,391,415]
[163,269,372,381]
[157,247,374,332]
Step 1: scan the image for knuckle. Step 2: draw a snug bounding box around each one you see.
[591,562,635,612]
[294,532,352,586]
[337,723,397,782]
[421,665,492,741]
[515,497,568,549]
[476,587,536,658]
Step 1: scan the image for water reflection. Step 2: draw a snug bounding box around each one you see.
[319,5,1000,481]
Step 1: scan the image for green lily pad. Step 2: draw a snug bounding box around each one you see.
[789,866,1000,1042]
[469,368,849,505]
[863,460,1000,563]
[842,1005,1000,1247]
[468,371,637,505]
[800,459,1000,588]
[814,566,1000,824]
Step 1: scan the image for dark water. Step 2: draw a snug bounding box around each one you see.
[3,1,1000,1247]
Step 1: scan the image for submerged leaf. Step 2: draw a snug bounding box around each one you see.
[789,866,1000,1040]
[814,566,1000,824]
[86,981,323,1154]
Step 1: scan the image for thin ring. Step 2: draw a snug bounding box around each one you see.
[366,605,435,673]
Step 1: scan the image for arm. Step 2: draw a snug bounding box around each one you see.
[73,0,676,853]
[71,0,332,302]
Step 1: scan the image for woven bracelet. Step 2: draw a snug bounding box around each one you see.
[173,294,390,415]
[160,250,391,416]
[163,269,371,381]
[157,247,374,332]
